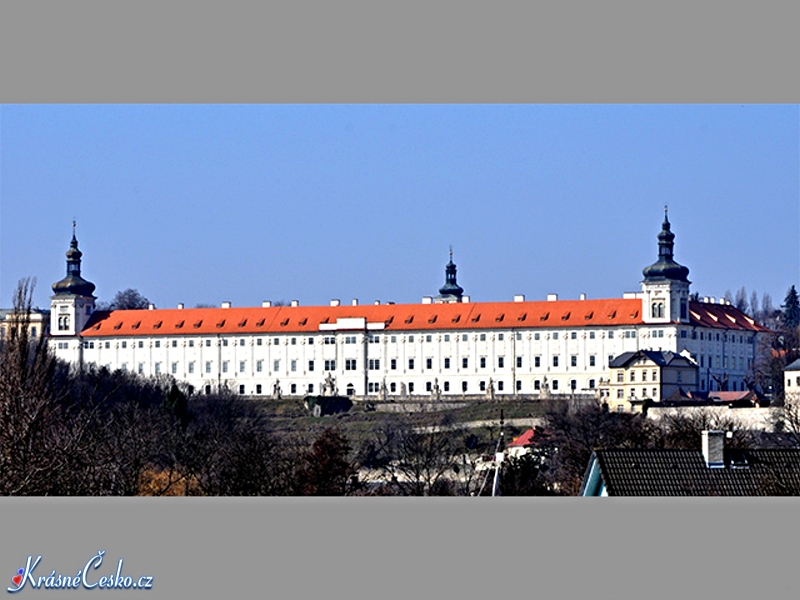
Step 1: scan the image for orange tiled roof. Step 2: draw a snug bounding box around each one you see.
[78,297,768,338]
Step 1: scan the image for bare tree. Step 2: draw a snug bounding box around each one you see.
[734,286,749,314]
[97,288,151,311]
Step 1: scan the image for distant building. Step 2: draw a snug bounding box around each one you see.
[606,349,698,412]
[0,308,50,342]
[49,212,770,399]
[784,359,800,405]
[580,430,800,496]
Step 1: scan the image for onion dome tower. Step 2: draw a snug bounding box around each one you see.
[435,248,464,303]
[641,208,691,324]
[50,223,97,337]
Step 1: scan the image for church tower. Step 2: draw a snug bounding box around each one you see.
[641,209,691,324]
[435,249,464,303]
[50,223,97,337]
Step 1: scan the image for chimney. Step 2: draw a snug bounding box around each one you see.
[374,300,380,305]
[221,301,231,309]
[290,300,299,307]
[580,293,586,301]
[148,303,155,310]
[351,298,358,306]
[262,301,272,308]
[702,430,726,468]
[330,299,340,307]
[462,295,470,303]
[514,294,525,303]
[547,294,558,302]
[177,303,184,310]
[422,296,433,304]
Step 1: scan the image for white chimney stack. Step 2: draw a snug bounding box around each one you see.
[221,301,231,309]
[547,294,558,302]
[330,299,340,307]
[262,301,272,308]
[514,294,525,303]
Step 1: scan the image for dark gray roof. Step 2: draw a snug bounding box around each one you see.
[785,358,800,371]
[591,448,800,496]
[609,350,693,369]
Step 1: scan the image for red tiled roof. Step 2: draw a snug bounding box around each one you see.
[688,301,769,332]
[79,297,769,338]
[507,429,536,448]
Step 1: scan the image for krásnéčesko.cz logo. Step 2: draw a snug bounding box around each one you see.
[7,550,153,592]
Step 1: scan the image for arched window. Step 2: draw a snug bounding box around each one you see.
[651,301,664,319]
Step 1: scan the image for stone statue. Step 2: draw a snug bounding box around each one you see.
[272,379,282,400]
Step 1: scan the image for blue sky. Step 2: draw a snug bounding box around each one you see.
[1,104,798,312]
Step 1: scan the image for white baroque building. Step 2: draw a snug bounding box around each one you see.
[50,213,769,402]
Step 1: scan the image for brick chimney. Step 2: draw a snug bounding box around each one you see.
[702,430,726,468]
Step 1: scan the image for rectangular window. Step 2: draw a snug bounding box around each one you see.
[370,334,380,343]
[642,370,647,381]
[425,335,432,343]
[138,363,144,375]
[570,355,577,367]
[617,389,624,399]
[608,331,614,339]
[462,357,469,369]
[291,337,296,345]
[345,336,356,344]
[291,383,297,394]
[426,381,432,392]
[188,362,195,374]
[589,379,595,389]
[205,361,212,374]
[408,358,415,370]
[291,360,297,372]
[498,356,504,368]
[171,362,178,374]
[138,341,144,348]
[222,361,229,373]
[256,360,263,372]
[240,339,246,346]
[308,360,315,371]
[553,332,559,340]
[652,370,657,381]
[516,332,522,341]
[444,334,450,342]
[155,362,162,375]
[462,334,468,342]
[534,380,540,390]
[308,384,314,393]
[426,358,433,370]
[408,335,414,343]
[571,332,577,339]
[239,385,245,394]
[390,382,396,393]
[444,381,450,392]
[444,358,451,369]
[629,371,635,382]
[681,330,687,338]
[256,384,262,394]
[534,333,540,341]
[369,359,380,370]
[222,339,228,347]
[273,338,280,345]
[617,372,624,383]
[390,359,397,370]
[480,357,486,368]
[589,355,596,367]
[345,359,357,371]
[516,380,522,391]
[498,381,504,391]
[256,338,262,346]
[391,335,397,343]
[552,356,559,367]
[589,331,595,339]
[516,356,522,368]
[188,339,194,347]
[121,341,127,349]
[479,381,486,391]
[104,341,110,349]
[408,382,415,393]
[155,340,161,348]
[534,356,540,368]
[273,360,280,372]
[205,339,211,347]
[552,380,559,390]
[324,359,336,371]
[239,361,246,373]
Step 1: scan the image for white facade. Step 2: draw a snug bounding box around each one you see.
[49,216,770,399]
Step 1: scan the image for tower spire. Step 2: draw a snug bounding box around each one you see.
[435,248,464,303]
